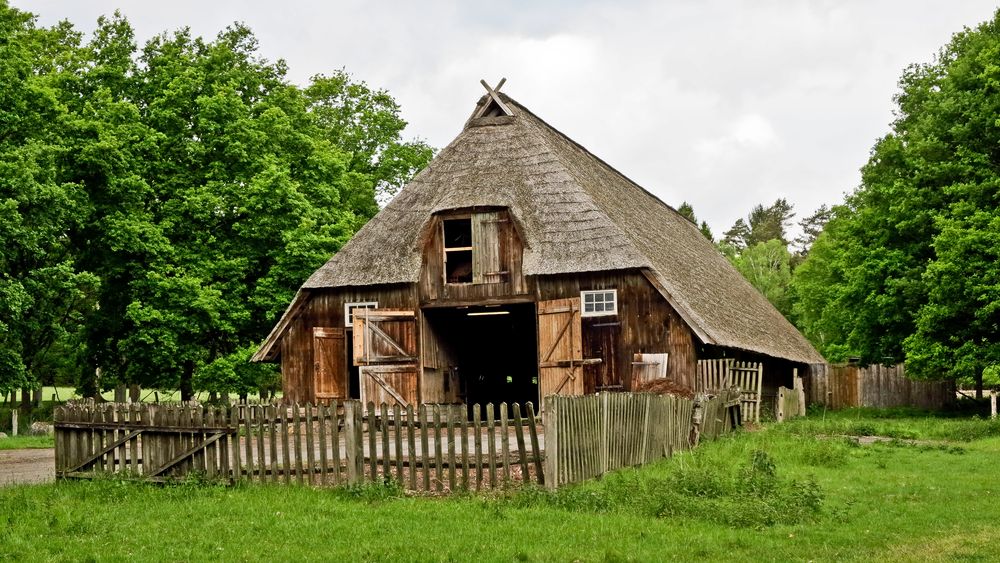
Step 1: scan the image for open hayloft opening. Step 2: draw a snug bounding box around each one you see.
[422,303,538,411]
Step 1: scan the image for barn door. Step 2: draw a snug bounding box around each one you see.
[352,310,418,407]
[537,298,590,399]
[472,212,506,283]
[313,327,347,401]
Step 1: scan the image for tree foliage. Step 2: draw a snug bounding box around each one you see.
[0,4,432,397]
[792,12,1000,386]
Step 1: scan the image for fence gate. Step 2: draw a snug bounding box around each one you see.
[696,359,763,423]
[54,403,237,481]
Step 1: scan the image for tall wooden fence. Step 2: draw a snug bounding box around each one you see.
[543,390,741,488]
[54,401,543,491]
[804,364,954,410]
[696,359,763,423]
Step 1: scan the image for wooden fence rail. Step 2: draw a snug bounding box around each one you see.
[54,401,543,491]
[543,390,741,488]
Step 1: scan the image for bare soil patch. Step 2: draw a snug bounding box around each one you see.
[0,448,54,485]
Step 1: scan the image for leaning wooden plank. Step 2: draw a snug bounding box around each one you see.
[526,402,543,484]
[305,403,315,485]
[381,402,391,484]
[460,409,470,491]
[420,404,430,490]
[318,403,329,486]
[393,403,404,484]
[280,405,291,484]
[256,405,267,482]
[231,406,243,481]
[293,404,304,484]
[266,405,277,483]
[446,410,456,491]
[486,403,497,489]
[244,405,255,482]
[512,403,529,481]
[367,402,378,482]
[433,404,444,492]
[406,404,416,490]
[500,403,511,484]
[473,404,483,491]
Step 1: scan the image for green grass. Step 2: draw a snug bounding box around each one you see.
[2,411,1000,561]
[0,434,53,450]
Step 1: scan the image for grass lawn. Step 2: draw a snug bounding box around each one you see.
[2,409,999,561]
[0,435,53,450]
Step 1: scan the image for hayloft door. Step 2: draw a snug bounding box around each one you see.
[352,309,419,407]
[313,327,347,402]
[537,298,588,399]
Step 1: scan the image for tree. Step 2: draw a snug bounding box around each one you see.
[791,11,1000,393]
[793,204,833,256]
[722,198,795,251]
[732,239,793,318]
[0,4,98,397]
[0,7,432,400]
[677,201,714,242]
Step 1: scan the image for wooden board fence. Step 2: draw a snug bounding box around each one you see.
[543,390,741,488]
[54,401,543,491]
[804,364,954,410]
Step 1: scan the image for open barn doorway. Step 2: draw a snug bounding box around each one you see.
[422,303,538,413]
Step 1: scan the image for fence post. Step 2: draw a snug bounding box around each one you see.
[344,401,360,485]
[10,409,16,436]
[991,390,997,420]
[600,392,610,474]
[543,396,558,489]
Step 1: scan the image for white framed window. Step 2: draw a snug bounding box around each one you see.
[581,289,617,317]
[344,301,378,327]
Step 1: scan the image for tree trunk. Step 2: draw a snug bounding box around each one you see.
[32,387,42,406]
[129,384,141,403]
[975,370,984,400]
[180,360,195,402]
[20,388,31,412]
[114,385,127,403]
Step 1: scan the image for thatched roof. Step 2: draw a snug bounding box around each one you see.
[255,91,823,365]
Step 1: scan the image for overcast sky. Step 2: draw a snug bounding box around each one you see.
[16,0,1000,237]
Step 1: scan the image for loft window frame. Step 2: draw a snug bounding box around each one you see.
[344,301,379,328]
[580,289,618,317]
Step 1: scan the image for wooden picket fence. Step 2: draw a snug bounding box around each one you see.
[543,389,742,488]
[54,401,543,491]
[696,359,763,423]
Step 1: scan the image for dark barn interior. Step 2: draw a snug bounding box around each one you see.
[423,304,538,410]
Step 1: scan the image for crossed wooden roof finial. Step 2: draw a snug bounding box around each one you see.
[475,77,514,118]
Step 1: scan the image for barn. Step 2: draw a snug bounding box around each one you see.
[251,81,824,409]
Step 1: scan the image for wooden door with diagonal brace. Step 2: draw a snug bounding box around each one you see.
[537,298,590,400]
[352,309,418,407]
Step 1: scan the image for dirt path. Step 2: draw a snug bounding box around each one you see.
[0,448,54,485]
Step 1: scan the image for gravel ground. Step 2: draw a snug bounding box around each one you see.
[0,448,55,485]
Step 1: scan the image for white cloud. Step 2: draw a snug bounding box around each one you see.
[14,0,1000,236]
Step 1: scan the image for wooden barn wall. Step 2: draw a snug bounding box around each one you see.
[536,270,697,392]
[279,284,419,403]
[419,211,532,304]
